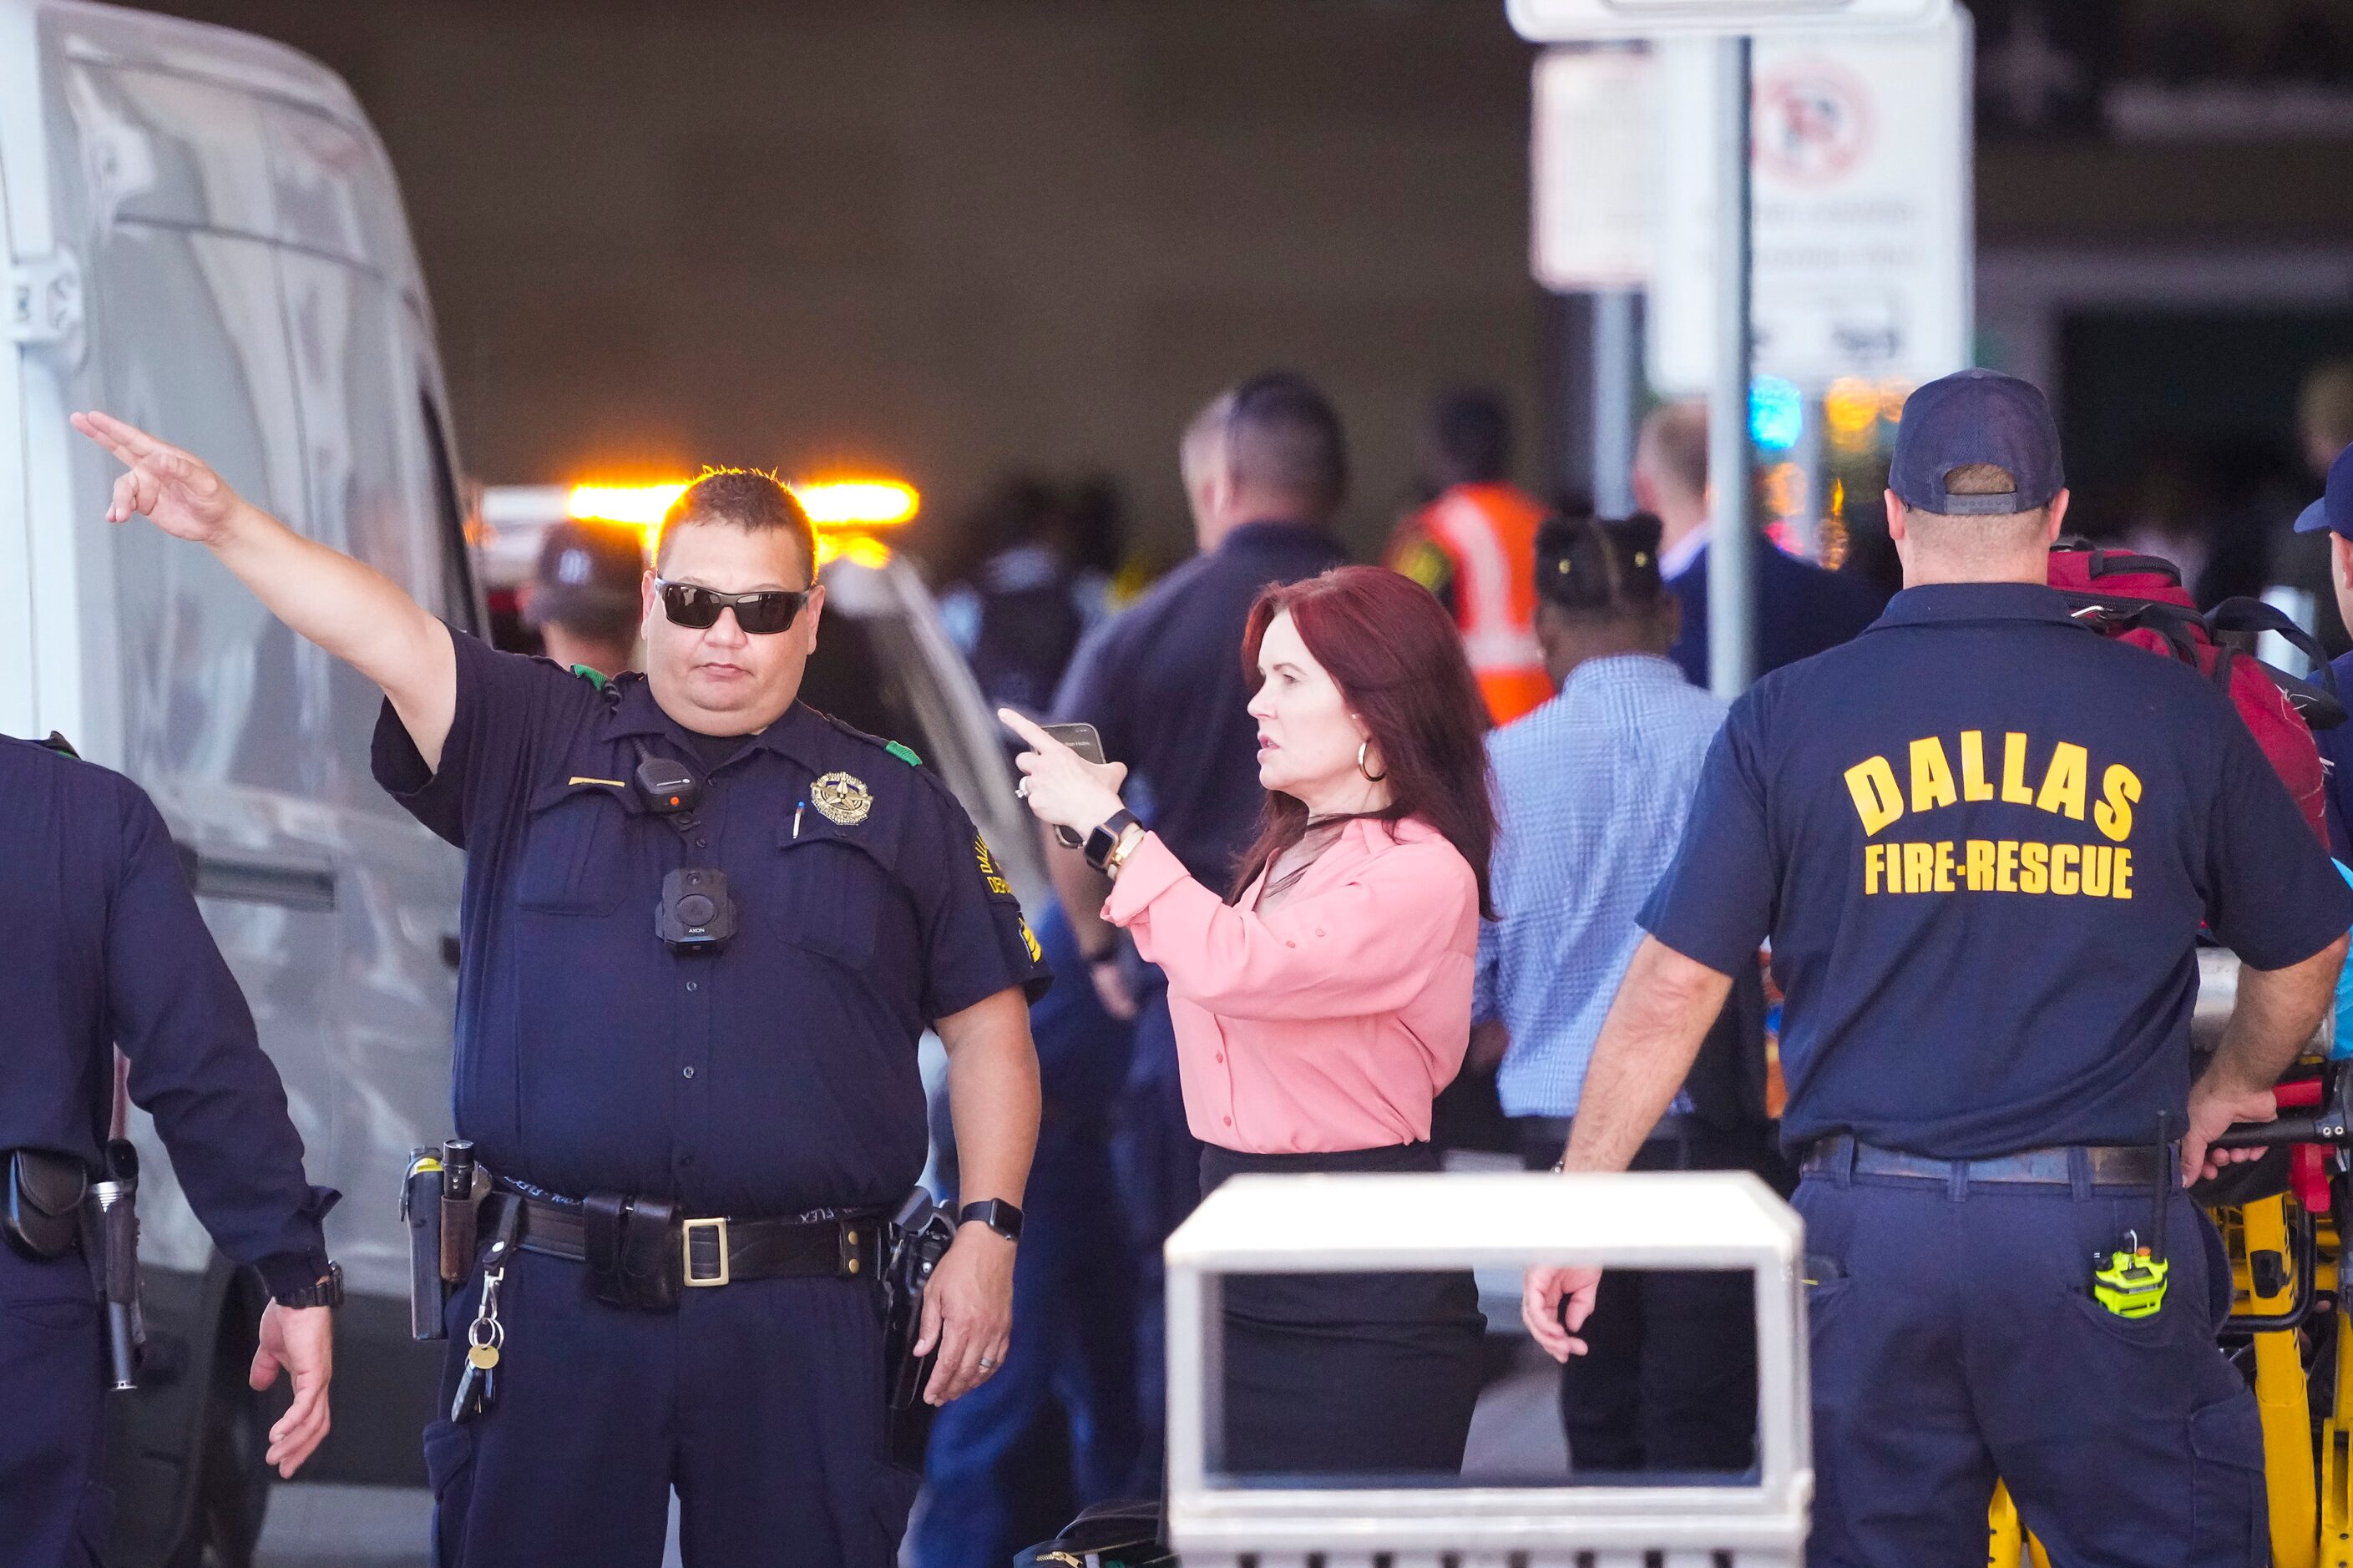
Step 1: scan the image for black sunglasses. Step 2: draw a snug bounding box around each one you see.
[654,578,811,635]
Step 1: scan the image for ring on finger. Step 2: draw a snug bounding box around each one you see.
[978,1356,998,1371]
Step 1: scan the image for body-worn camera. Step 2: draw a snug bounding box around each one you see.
[634,750,738,953]
[657,867,737,951]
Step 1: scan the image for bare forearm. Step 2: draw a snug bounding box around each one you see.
[2209,936,2348,1095]
[211,500,454,763]
[939,990,1040,1207]
[1560,938,1733,1173]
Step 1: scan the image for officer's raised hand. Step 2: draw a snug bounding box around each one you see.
[250,1300,334,1477]
[73,408,458,767]
[74,409,244,544]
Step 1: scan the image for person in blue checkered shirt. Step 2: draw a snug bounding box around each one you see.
[1476,510,1777,1474]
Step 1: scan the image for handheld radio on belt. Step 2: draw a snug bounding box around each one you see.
[635,746,738,952]
[2091,1112,2175,1318]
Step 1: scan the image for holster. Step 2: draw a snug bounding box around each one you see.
[584,1192,682,1313]
[403,1151,448,1341]
[4,1148,89,1262]
[83,1141,144,1390]
[881,1188,958,1469]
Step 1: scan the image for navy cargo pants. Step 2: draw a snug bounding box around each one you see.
[424,1250,917,1568]
[1799,1160,2265,1567]
[0,1245,107,1568]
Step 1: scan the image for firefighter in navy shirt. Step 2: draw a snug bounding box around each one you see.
[0,735,339,1568]
[1522,370,2353,1565]
[74,412,1049,1568]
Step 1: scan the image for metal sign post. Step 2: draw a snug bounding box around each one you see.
[1707,35,1755,699]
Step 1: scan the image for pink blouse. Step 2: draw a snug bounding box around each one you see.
[1101,816,1480,1154]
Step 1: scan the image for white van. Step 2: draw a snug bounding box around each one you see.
[0,3,477,1560]
[0,4,1043,1564]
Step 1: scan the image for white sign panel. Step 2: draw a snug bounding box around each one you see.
[1648,13,1972,393]
[1510,0,1951,39]
[1531,48,1655,291]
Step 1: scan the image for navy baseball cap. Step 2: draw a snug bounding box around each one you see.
[2294,442,2353,539]
[1889,368,2066,516]
[527,519,645,634]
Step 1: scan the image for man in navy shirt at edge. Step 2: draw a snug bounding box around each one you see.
[1523,369,2353,1565]
[2295,440,2353,860]
[2,736,339,1567]
[73,412,1050,1568]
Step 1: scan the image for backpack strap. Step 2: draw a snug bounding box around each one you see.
[2206,597,2340,699]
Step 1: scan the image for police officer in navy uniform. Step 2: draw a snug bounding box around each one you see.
[1522,370,2353,1564]
[74,412,1050,1568]
[1,732,340,1568]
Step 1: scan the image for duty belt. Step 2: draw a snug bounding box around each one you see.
[1803,1134,2167,1188]
[485,1186,881,1289]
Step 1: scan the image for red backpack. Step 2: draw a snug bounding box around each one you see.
[2047,543,2341,843]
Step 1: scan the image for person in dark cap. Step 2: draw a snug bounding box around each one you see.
[522,518,645,677]
[2294,443,2353,857]
[1523,367,2350,1565]
[1480,512,1774,1476]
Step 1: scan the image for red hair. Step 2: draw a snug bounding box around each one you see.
[1232,566,1495,917]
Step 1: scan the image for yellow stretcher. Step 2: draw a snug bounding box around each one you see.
[1990,1062,2353,1567]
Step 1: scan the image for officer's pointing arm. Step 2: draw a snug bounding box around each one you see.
[73,410,458,769]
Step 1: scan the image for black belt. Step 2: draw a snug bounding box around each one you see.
[486,1190,880,1287]
[1803,1135,2166,1188]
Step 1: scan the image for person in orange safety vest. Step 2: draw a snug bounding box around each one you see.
[1387,390,1552,726]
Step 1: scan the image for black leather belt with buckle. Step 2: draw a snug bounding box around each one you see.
[484,1187,879,1311]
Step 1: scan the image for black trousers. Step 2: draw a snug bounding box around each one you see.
[1517,1118,1765,1474]
[1200,1143,1485,1477]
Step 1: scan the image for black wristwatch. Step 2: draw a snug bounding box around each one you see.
[276,1261,345,1310]
[1083,809,1141,873]
[958,1200,1024,1243]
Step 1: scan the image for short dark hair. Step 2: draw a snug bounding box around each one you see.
[1430,389,1511,485]
[1536,512,1667,620]
[655,468,817,583]
[1226,371,1348,518]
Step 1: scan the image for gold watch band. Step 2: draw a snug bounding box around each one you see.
[1104,822,1147,878]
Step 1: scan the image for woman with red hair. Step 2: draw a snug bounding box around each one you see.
[1002,564,1501,1477]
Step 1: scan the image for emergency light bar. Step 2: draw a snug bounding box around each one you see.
[562,478,919,530]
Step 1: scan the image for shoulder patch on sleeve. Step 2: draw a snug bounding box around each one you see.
[885,740,923,767]
[974,833,1013,897]
[569,664,610,691]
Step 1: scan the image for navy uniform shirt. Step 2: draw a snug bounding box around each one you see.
[1642,584,2353,1159]
[1666,539,1890,689]
[2316,647,2353,859]
[0,736,333,1297]
[1051,520,1348,888]
[372,631,1051,1216]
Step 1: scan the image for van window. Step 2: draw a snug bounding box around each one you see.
[419,392,480,636]
[94,225,311,794]
[279,251,451,812]
[797,609,936,761]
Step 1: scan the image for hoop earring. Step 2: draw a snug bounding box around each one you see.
[1357,740,1387,782]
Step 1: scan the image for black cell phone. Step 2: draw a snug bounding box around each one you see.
[1041,723,1106,848]
[1043,721,1104,763]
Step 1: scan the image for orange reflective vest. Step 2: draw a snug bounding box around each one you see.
[1390,482,1551,726]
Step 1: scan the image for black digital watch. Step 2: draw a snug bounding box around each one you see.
[1083,810,1141,874]
[957,1200,1024,1244]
